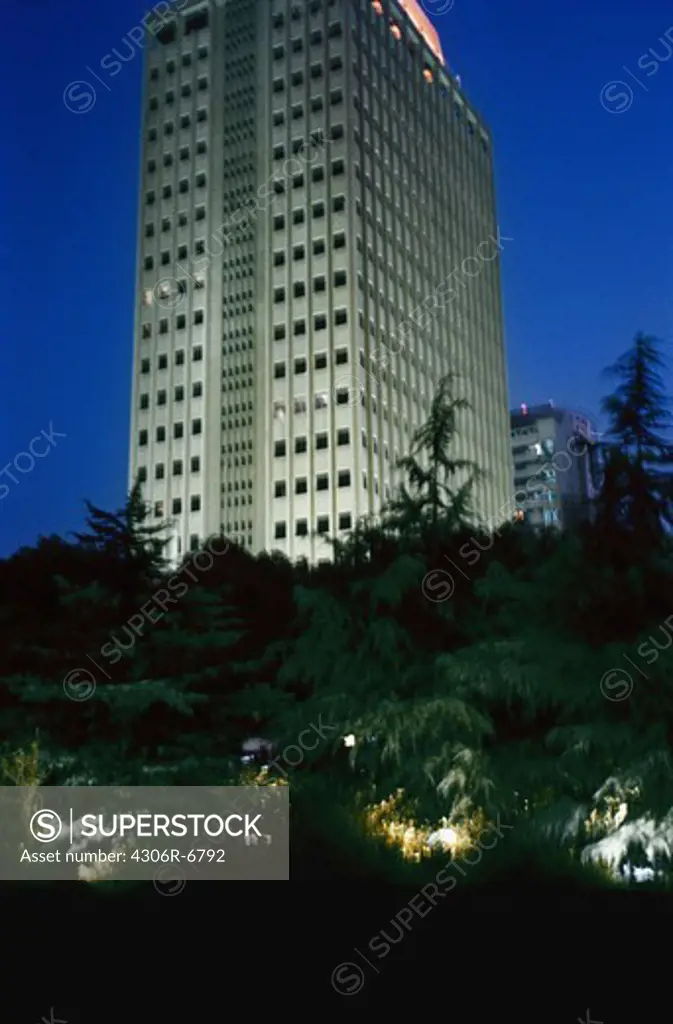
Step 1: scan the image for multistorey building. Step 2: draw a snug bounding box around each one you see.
[510,403,597,529]
[130,0,511,563]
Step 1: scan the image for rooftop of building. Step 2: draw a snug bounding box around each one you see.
[394,0,445,66]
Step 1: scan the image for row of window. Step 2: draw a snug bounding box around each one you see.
[148,78,208,108]
[272,2,338,32]
[270,159,345,191]
[272,86,343,124]
[140,349,201,371]
[147,142,207,173]
[274,470,351,497]
[273,430,348,455]
[147,109,207,142]
[272,308,347,343]
[139,421,202,444]
[146,174,206,204]
[139,382,202,408]
[149,46,208,78]
[273,348,348,380]
[137,456,200,481]
[274,514,350,540]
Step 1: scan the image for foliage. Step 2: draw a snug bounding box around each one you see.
[2,347,673,887]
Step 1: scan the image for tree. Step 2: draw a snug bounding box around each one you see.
[388,373,484,538]
[598,333,673,555]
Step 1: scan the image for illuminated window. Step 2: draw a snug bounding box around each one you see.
[423,68,433,84]
[372,0,383,12]
[390,21,402,41]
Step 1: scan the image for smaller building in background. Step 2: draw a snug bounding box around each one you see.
[510,402,597,530]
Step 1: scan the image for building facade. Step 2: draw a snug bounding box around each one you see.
[510,403,597,529]
[129,0,511,563]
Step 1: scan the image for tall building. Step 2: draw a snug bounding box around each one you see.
[130,0,511,564]
[510,402,597,529]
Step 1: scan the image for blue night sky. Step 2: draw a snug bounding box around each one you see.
[3,0,672,555]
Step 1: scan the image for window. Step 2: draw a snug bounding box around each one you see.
[331,124,344,141]
[144,256,154,271]
[197,77,208,92]
[314,314,327,331]
[274,324,286,341]
[337,428,350,446]
[191,456,200,473]
[192,419,202,435]
[180,114,190,130]
[156,426,166,442]
[338,469,351,487]
[273,214,285,231]
[315,392,328,410]
[275,522,287,540]
[158,354,168,369]
[334,232,346,249]
[317,473,328,492]
[296,519,308,537]
[174,422,184,439]
[192,381,203,398]
[310,63,323,80]
[196,108,207,123]
[142,324,152,340]
[294,397,307,414]
[311,96,323,112]
[293,244,306,261]
[332,194,345,212]
[336,388,349,406]
[175,349,184,366]
[335,348,348,365]
[139,429,148,446]
[181,83,192,98]
[274,481,287,498]
[339,513,352,531]
[274,440,287,457]
[295,437,307,454]
[314,275,326,293]
[334,270,347,288]
[194,309,204,325]
[273,111,285,127]
[317,516,329,534]
[173,459,183,476]
[291,104,303,120]
[292,208,305,225]
[315,352,327,370]
[335,308,347,326]
[195,206,205,221]
[196,172,206,188]
[293,282,306,298]
[145,224,154,239]
[274,250,286,267]
[161,251,170,266]
[154,501,164,518]
[172,498,182,515]
[140,394,149,410]
[274,362,286,379]
[157,389,167,406]
[189,533,199,552]
[294,319,306,336]
[295,478,307,495]
[291,71,303,87]
[273,78,285,94]
[137,466,147,483]
[175,385,185,401]
[316,432,328,450]
[191,495,201,512]
[178,244,188,259]
[294,357,307,374]
[176,314,186,329]
[312,166,325,183]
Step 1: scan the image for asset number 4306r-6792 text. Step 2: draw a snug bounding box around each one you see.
[130,849,226,863]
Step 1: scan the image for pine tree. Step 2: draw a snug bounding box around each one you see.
[388,373,485,538]
[73,480,170,595]
[598,333,673,554]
